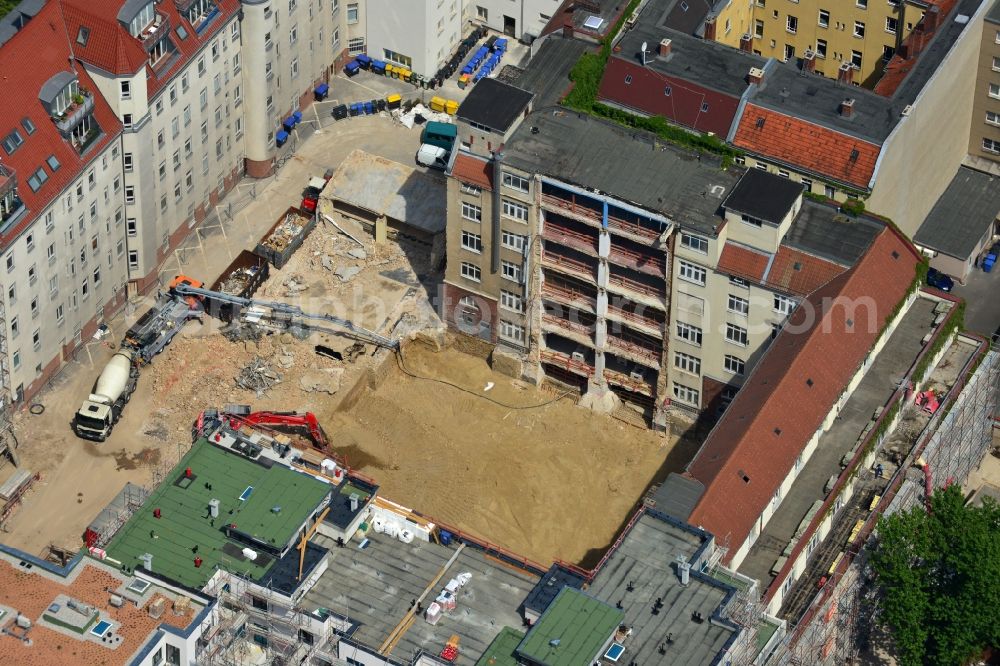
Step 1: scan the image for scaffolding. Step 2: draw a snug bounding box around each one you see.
[83,482,149,548]
[765,345,1000,665]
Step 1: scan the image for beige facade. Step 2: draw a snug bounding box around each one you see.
[969,1,1000,162]
[713,0,923,85]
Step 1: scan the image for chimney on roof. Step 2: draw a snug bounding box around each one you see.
[802,49,816,73]
[659,38,672,57]
[703,15,717,41]
[839,98,856,118]
[922,5,940,32]
[739,33,753,53]
[748,67,764,86]
[562,22,574,38]
[837,62,854,86]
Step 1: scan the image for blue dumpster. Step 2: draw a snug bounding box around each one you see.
[275,130,289,146]
[344,60,360,76]
[363,100,374,115]
[349,102,362,116]
[314,82,329,100]
[372,59,386,75]
[282,116,295,132]
[439,530,453,546]
[292,110,302,124]
[356,53,372,69]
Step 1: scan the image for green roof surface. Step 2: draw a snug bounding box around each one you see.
[105,440,331,588]
[476,627,525,666]
[516,588,623,666]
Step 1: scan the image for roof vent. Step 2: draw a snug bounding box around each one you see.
[774,427,782,436]
[806,378,814,387]
[793,261,802,270]
[802,49,816,74]
[837,62,854,86]
[839,98,855,118]
[658,38,672,57]
[748,67,764,85]
[900,104,913,117]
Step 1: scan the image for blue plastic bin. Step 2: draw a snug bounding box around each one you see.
[356,53,372,69]
[344,60,360,76]
[372,59,386,75]
[275,130,289,146]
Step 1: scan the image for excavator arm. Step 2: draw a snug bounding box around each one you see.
[172,282,400,350]
[242,410,330,451]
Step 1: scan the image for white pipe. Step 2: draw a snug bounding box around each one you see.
[322,214,364,247]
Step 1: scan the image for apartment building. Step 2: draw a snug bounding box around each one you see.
[0,1,128,407]
[970,0,1000,162]
[711,0,926,85]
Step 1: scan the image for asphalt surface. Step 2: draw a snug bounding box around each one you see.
[953,259,1000,340]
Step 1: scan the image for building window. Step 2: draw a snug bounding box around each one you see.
[250,595,268,611]
[851,50,863,69]
[672,382,700,407]
[726,323,749,346]
[624,74,632,84]
[818,9,829,27]
[783,44,795,61]
[502,172,529,192]
[462,202,482,222]
[986,111,1000,126]
[675,321,703,346]
[499,319,524,343]
[853,21,865,37]
[724,354,745,375]
[727,294,749,315]
[461,230,482,253]
[885,17,898,34]
[774,294,796,314]
[120,80,131,99]
[127,218,137,236]
[664,85,672,96]
[857,0,867,6]
[500,289,523,312]
[501,260,522,284]
[816,39,827,57]
[383,49,412,68]
[680,233,708,254]
[128,250,138,268]
[347,2,358,23]
[786,15,798,33]
[502,199,528,222]
[460,262,481,282]
[984,138,1000,154]
[348,37,365,54]
[477,5,488,19]
[501,230,526,251]
[754,19,764,38]
[989,83,1000,99]
[801,177,813,191]
[125,186,135,205]
[677,260,706,286]
[461,182,482,196]
[993,56,1000,72]
[673,351,701,375]
[740,213,764,228]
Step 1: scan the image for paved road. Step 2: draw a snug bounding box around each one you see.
[953,261,1000,340]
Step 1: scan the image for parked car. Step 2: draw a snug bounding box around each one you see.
[926,268,954,292]
[416,144,449,170]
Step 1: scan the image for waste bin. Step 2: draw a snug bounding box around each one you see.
[386,93,402,109]
[356,53,372,69]
[332,104,348,119]
[429,96,446,112]
[371,59,386,75]
[344,60,360,77]
[445,99,458,115]
[314,83,329,101]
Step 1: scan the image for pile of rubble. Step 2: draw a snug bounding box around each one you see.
[262,211,310,251]
[235,356,281,396]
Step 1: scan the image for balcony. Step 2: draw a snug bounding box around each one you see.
[541,248,597,284]
[0,166,25,231]
[541,279,596,312]
[606,332,661,367]
[603,367,655,396]
[607,271,665,304]
[541,192,603,229]
[543,216,599,256]
[542,311,595,344]
[539,349,595,377]
[53,90,95,137]
[139,11,170,50]
[606,303,664,337]
[607,243,665,278]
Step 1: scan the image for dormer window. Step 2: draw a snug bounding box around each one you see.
[127,2,156,37]
[39,72,101,154]
[51,77,80,116]
[185,0,218,31]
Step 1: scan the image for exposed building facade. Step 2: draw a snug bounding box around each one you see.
[969,0,1000,163]
[470,0,562,41]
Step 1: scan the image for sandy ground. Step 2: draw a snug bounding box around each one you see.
[322,343,691,567]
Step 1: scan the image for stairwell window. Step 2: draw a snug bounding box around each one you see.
[499,320,524,343]
[727,294,749,316]
[502,172,529,192]
[502,199,528,222]
[674,351,701,375]
[461,231,482,254]
[675,321,703,346]
[672,382,700,407]
[501,260,522,284]
[462,202,482,222]
[724,354,745,375]
[726,323,749,346]
[680,233,708,254]
[678,259,706,286]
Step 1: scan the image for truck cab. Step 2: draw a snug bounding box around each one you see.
[73,349,139,442]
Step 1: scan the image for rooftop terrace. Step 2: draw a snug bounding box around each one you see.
[104,440,331,589]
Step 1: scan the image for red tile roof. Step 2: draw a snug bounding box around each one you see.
[0,1,122,251]
[717,242,770,282]
[62,0,241,97]
[685,228,920,561]
[733,105,881,190]
[766,246,846,296]
[450,153,493,190]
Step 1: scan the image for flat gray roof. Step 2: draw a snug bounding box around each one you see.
[514,36,588,109]
[325,149,446,234]
[504,108,739,234]
[750,0,986,142]
[587,513,740,665]
[914,167,1000,259]
[302,533,538,663]
[784,202,884,266]
[615,0,765,98]
[989,0,1000,23]
[649,473,705,521]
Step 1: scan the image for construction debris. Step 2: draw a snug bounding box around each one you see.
[347,247,368,261]
[334,266,362,283]
[235,356,281,397]
[299,367,344,394]
[262,210,311,252]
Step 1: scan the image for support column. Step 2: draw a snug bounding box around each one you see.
[241,0,274,178]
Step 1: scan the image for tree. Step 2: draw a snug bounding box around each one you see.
[871,484,1000,665]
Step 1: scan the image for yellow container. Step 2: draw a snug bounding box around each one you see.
[385,64,396,78]
[445,100,459,115]
[429,96,446,113]
[386,93,402,107]
[399,69,412,82]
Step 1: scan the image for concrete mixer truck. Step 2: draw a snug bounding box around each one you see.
[73,349,140,442]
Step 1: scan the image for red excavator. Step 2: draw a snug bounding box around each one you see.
[196,406,330,452]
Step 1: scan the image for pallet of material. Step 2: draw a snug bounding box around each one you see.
[208,250,271,321]
[252,207,316,269]
[0,470,32,502]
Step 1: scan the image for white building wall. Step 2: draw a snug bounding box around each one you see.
[469,0,563,40]
[365,0,463,78]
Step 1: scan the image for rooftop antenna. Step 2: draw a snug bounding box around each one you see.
[640,41,648,66]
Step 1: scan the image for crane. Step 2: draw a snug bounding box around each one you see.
[172,282,400,350]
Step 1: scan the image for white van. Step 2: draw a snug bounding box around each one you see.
[416,144,449,170]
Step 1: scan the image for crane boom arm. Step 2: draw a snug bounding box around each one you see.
[173,283,400,350]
